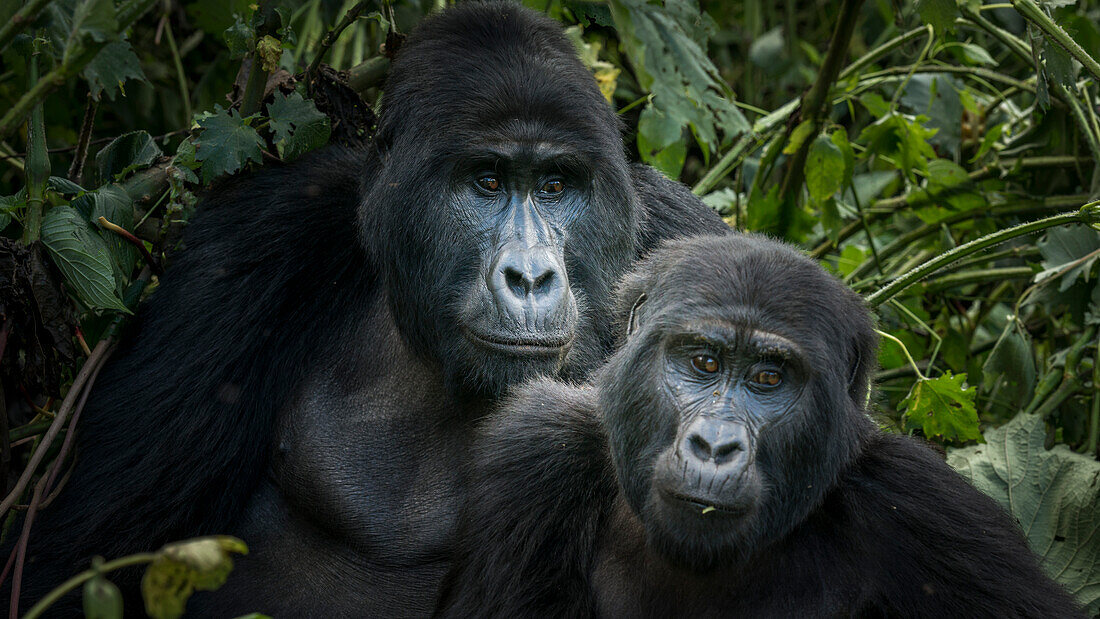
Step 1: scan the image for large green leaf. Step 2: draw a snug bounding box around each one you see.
[95,131,163,185]
[266,92,331,161]
[82,40,146,101]
[194,106,264,183]
[899,371,982,443]
[609,0,748,155]
[805,134,846,204]
[1035,225,1100,292]
[948,414,1100,613]
[40,206,130,313]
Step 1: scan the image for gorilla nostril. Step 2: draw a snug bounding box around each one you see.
[712,440,743,465]
[532,270,555,294]
[688,434,712,462]
[503,266,529,297]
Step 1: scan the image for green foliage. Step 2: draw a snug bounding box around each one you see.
[949,414,1100,613]
[900,371,982,444]
[2,0,1100,611]
[142,536,248,619]
[193,106,264,184]
[40,205,130,312]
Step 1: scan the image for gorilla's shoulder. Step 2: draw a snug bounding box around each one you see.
[476,377,607,477]
[629,163,730,257]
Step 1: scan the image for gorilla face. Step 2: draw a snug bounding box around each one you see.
[600,235,875,571]
[358,3,635,397]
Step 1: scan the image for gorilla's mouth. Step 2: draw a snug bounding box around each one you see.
[463,328,574,357]
[659,488,750,517]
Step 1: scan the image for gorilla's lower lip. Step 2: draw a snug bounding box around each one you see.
[660,489,748,516]
[464,329,574,356]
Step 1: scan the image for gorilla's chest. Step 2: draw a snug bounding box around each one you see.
[193,317,477,616]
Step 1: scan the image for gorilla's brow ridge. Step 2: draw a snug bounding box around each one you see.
[672,320,803,359]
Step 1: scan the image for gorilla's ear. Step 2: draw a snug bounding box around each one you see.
[626,292,647,337]
[846,309,879,405]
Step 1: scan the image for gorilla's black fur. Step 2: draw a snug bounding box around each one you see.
[437,234,1083,619]
[5,3,727,615]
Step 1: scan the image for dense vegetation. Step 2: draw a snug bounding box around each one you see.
[0,0,1098,616]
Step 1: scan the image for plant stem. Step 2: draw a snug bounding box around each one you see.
[67,93,97,184]
[865,208,1094,308]
[1087,337,1100,455]
[163,18,192,126]
[0,0,54,54]
[22,553,157,619]
[1012,0,1100,83]
[0,0,159,140]
[877,330,927,381]
[21,36,49,245]
[306,0,370,91]
[775,0,865,238]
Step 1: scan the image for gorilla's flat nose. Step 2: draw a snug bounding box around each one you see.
[490,245,569,323]
[681,417,749,467]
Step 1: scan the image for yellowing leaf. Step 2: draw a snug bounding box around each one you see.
[142,536,248,619]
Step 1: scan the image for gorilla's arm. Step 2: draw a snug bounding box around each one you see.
[436,378,614,618]
[836,434,1083,617]
[5,146,378,607]
[630,164,730,256]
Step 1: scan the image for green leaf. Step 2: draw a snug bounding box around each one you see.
[1035,224,1100,292]
[608,0,748,154]
[142,536,248,619]
[82,40,146,101]
[981,314,1036,410]
[69,0,117,45]
[256,34,281,72]
[900,371,981,443]
[917,0,958,34]
[948,414,1100,614]
[89,184,139,290]
[956,42,997,66]
[95,131,163,185]
[40,206,130,313]
[47,176,86,195]
[782,120,814,155]
[223,16,254,58]
[266,92,331,161]
[805,134,846,204]
[194,106,264,183]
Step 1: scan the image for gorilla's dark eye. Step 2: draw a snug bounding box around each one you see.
[690,355,719,374]
[541,179,564,194]
[752,370,782,387]
[477,175,501,192]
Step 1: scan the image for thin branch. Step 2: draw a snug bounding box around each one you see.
[98,216,164,275]
[0,0,55,54]
[67,93,97,184]
[307,0,372,91]
[775,0,866,238]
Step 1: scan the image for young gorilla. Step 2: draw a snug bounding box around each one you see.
[437,234,1083,618]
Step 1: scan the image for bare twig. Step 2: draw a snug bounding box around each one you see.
[67,93,98,184]
[307,1,372,92]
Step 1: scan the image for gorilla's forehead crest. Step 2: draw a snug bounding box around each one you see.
[377,2,621,157]
[619,234,872,353]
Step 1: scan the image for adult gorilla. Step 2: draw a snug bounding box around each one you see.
[6,2,727,615]
[437,234,1083,618]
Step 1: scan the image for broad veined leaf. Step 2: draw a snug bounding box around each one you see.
[40,206,130,313]
[193,106,264,183]
[1035,224,1100,292]
[900,371,981,443]
[981,314,1036,410]
[82,40,146,101]
[95,131,163,185]
[948,414,1100,613]
[266,92,331,161]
